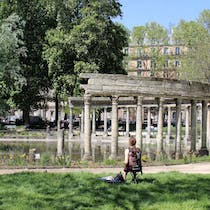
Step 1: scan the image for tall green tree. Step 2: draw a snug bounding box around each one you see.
[0,13,26,115]
[0,0,57,122]
[43,0,128,99]
[172,19,210,81]
[145,22,168,45]
[131,26,146,46]
[199,9,210,32]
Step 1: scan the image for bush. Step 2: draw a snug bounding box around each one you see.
[55,155,71,167]
[40,152,52,166]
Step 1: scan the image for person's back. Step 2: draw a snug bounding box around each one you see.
[128,146,141,169]
[123,136,142,180]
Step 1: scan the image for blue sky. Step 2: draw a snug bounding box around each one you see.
[115,0,210,30]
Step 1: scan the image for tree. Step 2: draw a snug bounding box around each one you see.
[0,0,57,123]
[199,9,210,32]
[145,22,168,45]
[0,13,26,115]
[43,0,128,99]
[172,19,210,81]
[131,26,146,46]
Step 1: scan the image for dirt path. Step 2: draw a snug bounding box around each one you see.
[0,162,210,175]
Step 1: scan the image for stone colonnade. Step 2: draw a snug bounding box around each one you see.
[67,96,210,161]
[61,73,210,161]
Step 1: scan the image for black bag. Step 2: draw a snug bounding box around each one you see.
[112,172,125,183]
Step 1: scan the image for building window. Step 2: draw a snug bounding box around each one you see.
[137,60,142,68]
[175,60,180,67]
[164,60,169,68]
[175,47,180,55]
[163,47,168,54]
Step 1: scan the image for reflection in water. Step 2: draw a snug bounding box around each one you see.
[0,141,126,166]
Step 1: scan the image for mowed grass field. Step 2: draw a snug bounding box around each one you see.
[0,171,210,210]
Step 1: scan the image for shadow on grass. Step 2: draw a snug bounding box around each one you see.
[0,172,210,209]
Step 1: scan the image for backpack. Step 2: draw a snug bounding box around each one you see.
[112,172,125,183]
[128,147,141,169]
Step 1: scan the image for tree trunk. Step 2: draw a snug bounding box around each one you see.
[23,109,30,125]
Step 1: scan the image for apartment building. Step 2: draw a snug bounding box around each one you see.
[124,44,187,79]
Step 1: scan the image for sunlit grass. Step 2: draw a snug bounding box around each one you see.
[0,172,210,210]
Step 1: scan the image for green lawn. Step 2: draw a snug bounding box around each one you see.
[0,172,210,210]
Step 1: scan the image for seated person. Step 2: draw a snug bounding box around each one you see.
[123,136,141,180]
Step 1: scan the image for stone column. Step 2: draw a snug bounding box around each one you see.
[147,107,151,139]
[198,105,202,148]
[184,105,190,155]
[57,103,64,156]
[92,107,96,136]
[190,100,197,152]
[166,106,172,158]
[68,142,73,160]
[80,109,84,135]
[199,100,209,155]
[156,97,164,160]
[103,107,108,136]
[175,98,182,159]
[110,96,119,159]
[146,107,151,159]
[83,94,92,160]
[68,103,73,139]
[92,145,96,162]
[126,106,130,137]
[207,105,210,149]
[136,96,143,149]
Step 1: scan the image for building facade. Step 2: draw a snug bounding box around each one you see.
[124,44,187,79]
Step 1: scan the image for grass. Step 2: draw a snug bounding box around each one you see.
[0,172,210,210]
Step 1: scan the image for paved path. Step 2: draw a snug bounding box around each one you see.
[0,162,210,175]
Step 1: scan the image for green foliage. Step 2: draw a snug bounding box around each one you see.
[43,0,128,98]
[0,172,210,209]
[145,21,169,45]
[172,20,207,46]
[55,155,71,167]
[198,9,210,32]
[0,0,57,121]
[172,19,210,82]
[131,26,146,46]
[103,158,118,166]
[40,152,52,166]
[0,13,26,111]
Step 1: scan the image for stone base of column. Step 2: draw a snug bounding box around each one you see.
[175,152,183,160]
[198,148,209,156]
[82,153,92,161]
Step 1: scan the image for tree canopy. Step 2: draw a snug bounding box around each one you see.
[0,13,26,115]
[172,18,210,82]
[43,0,129,98]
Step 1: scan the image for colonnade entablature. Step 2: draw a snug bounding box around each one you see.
[65,73,210,161]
